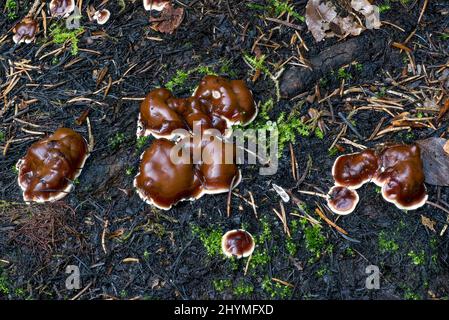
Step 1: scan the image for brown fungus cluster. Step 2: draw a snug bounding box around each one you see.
[16,128,89,203]
[134,75,257,210]
[137,75,257,139]
[328,144,428,215]
[134,137,240,210]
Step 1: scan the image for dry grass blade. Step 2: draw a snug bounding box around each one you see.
[315,207,348,235]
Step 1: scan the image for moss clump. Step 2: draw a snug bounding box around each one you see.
[191,224,222,257]
[378,231,399,253]
[50,25,84,56]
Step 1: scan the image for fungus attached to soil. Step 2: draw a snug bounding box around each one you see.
[133,139,203,210]
[327,186,359,215]
[13,17,39,44]
[134,136,241,210]
[332,149,379,189]
[93,9,111,25]
[329,144,427,213]
[49,0,75,17]
[137,88,226,139]
[375,144,428,210]
[16,128,89,203]
[143,0,169,11]
[193,75,258,127]
[137,76,257,138]
[221,229,255,259]
[199,137,242,194]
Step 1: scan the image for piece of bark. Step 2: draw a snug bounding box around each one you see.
[280,34,386,98]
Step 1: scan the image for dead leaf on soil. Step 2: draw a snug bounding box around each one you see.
[444,140,449,155]
[421,215,436,232]
[150,4,184,34]
[305,0,380,42]
[417,137,449,186]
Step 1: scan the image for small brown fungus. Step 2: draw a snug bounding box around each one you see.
[376,144,428,210]
[137,76,257,139]
[16,128,89,203]
[221,229,255,259]
[143,0,169,11]
[49,0,75,17]
[327,186,359,215]
[93,9,111,25]
[193,75,258,127]
[134,136,240,210]
[332,149,379,189]
[13,17,39,44]
[133,139,203,210]
[199,137,241,194]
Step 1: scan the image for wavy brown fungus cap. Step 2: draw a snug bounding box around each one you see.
[13,17,39,44]
[49,0,75,17]
[134,137,240,210]
[221,229,255,259]
[137,88,227,139]
[376,144,428,210]
[133,139,203,210]
[93,9,111,25]
[332,149,379,189]
[143,0,169,11]
[327,186,359,215]
[16,128,89,203]
[193,75,258,126]
[199,137,241,193]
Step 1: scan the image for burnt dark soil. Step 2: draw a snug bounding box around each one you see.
[1,0,449,300]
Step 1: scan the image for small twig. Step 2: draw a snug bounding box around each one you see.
[315,207,348,235]
[70,282,92,300]
[271,278,294,288]
[265,17,303,31]
[297,190,327,199]
[86,117,94,153]
[289,142,297,181]
[338,112,363,140]
[280,201,290,237]
[27,0,41,17]
[101,220,108,254]
[426,200,449,216]
[248,191,258,219]
[227,175,238,217]
[417,0,429,25]
[295,155,312,188]
[244,254,252,276]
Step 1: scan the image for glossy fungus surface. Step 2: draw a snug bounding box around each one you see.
[221,229,255,258]
[17,128,89,202]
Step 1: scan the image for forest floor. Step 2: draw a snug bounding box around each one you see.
[0,0,449,300]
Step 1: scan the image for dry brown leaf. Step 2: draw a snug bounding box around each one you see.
[421,215,436,232]
[150,4,184,34]
[417,137,449,186]
[305,0,381,42]
[305,0,338,42]
[444,140,449,155]
[351,0,381,29]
